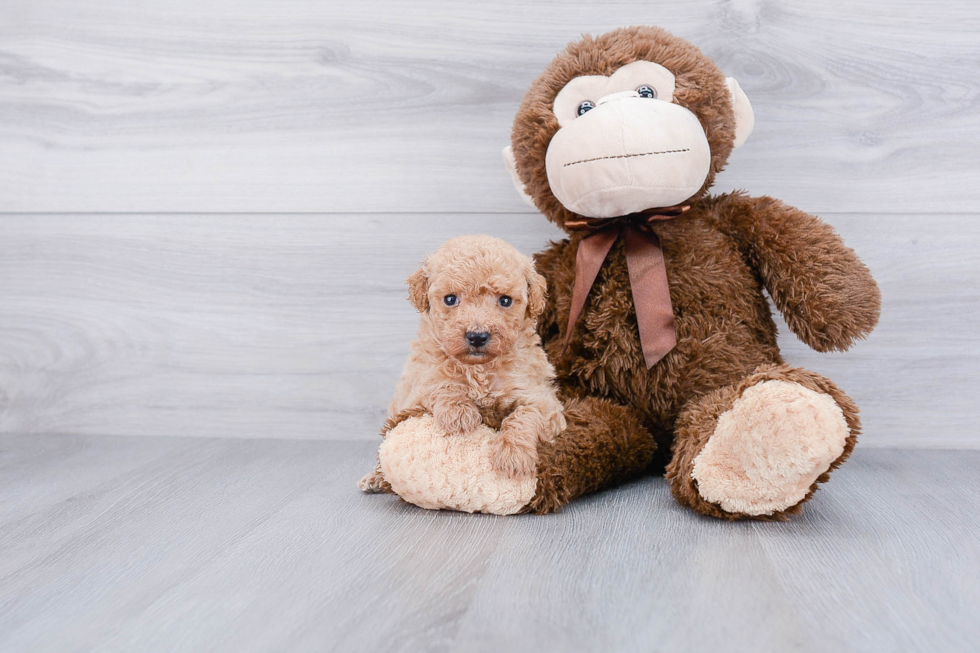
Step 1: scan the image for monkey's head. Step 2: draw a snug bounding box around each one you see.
[504,26,754,229]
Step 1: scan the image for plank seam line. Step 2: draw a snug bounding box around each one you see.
[1,211,978,217]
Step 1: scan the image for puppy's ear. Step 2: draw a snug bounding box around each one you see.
[526,266,547,319]
[407,266,429,312]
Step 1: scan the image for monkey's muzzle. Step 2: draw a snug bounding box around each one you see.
[545,97,711,218]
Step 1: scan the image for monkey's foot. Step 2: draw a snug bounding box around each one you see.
[379,415,537,515]
[691,380,848,516]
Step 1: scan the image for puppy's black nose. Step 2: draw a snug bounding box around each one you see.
[465,331,490,347]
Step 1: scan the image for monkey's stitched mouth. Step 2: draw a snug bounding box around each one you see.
[563,148,690,167]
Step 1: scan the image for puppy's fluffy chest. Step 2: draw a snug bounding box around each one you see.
[458,365,516,429]
[462,365,504,408]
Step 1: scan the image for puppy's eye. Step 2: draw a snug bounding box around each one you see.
[498,295,513,308]
[636,85,657,99]
[577,101,595,116]
[443,294,458,307]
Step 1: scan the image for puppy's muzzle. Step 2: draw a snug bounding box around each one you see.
[465,331,490,348]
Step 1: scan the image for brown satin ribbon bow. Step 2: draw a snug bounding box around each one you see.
[564,204,689,369]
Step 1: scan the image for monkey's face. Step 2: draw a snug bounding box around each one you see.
[506,27,754,227]
[545,61,711,218]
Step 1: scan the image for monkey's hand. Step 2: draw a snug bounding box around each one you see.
[717,193,881,352]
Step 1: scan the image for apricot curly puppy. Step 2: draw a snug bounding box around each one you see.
[359,236,566,491]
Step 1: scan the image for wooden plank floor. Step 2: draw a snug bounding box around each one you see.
[1,434,977,653]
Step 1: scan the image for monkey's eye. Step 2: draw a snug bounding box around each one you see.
[636,85,657,99]
[443,294,458,307]
[498,295,513,308]
[577,101,595,116]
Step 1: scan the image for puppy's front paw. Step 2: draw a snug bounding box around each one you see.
[434,403,482,436]
[490,436,538,478]
[358,468,388,493]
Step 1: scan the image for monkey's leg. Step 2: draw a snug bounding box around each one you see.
[665,364,860,521]
[525,396,657,514]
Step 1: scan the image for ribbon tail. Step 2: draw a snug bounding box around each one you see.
[623,226,677,369]
[565,227,620,349]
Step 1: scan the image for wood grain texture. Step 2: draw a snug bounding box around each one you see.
[0,212,976,446]
[1,436,978,653]
[1,0,978,213]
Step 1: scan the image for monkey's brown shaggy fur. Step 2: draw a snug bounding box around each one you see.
[511,27,881,518]
[512,27,738,233]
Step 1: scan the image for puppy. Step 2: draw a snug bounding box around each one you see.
[360,235,566,491]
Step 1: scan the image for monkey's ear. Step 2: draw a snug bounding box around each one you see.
[726,78,755,149]
[502,146,537,208]
[526,267,548,319]
[407,266,429,312]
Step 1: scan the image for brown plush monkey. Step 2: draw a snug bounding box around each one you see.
[503,26,880,519]
[365,26,880,520]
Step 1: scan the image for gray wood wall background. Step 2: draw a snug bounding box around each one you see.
[1,0,978,446]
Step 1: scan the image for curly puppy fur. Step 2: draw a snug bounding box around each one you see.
[376,236,566,483]
[507,26,881,518]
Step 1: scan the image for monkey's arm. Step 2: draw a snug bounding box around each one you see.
[713,193,881,352]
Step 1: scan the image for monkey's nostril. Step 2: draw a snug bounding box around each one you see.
[465,331,490,347]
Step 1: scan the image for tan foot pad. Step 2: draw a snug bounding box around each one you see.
[691,380,848,516]
[379,415,537,515]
